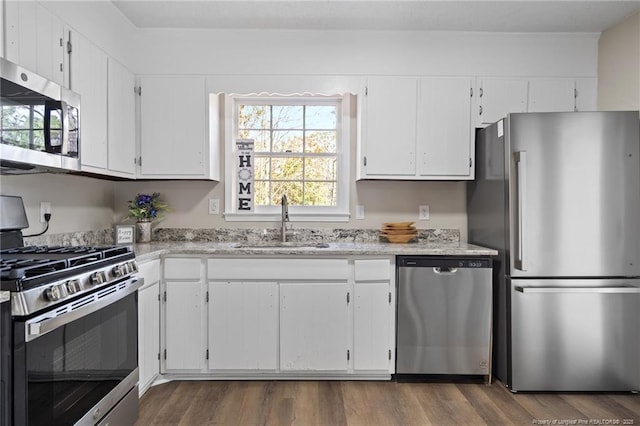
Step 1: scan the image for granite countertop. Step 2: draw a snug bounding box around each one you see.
[132,241,497,263]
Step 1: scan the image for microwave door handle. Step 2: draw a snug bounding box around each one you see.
[61,100,70,156]
[44,101,52,152]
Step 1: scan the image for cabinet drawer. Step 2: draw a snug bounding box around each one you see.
[208,258,349,280]
[164,258,202,280]
[354,259,391,281]
[138,259,160,286]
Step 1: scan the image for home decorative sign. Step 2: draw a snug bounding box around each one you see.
[236,139,254,212]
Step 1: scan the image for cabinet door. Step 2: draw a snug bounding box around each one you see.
[478,78,528,125]
[138,281,160,396]
[4,2,65,85]
[280,283,349,371]
[70,31,108,171]
[418,78,473,178]
[361,77,417,177]
[528,79,575,112]
[139,76,207,178]
[208,282,278,370]
[165,281,203,370]
[107,58,135,177]
[354,283,392,371]
[575,78,597,112]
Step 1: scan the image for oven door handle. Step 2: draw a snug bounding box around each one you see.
[24,278,142,342]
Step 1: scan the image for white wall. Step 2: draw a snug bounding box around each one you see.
[0,174,116,235]
[131,29,598,77]
[598,12,640,110]
[2,2,601,240]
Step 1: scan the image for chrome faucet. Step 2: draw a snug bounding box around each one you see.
[281,194,290,242]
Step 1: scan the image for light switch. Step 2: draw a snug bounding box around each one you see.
[355,205,365,220]
[208,198,220,215]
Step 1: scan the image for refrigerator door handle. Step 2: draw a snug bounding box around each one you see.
[515,286,640,294]
[515,151,527,271]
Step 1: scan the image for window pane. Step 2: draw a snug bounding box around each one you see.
[271,181,303,206]
[239,130,270,152]
[305,131,336,153]
[254,156,270,180]
[305,106,336,129]
[272,106,303,129]
[238,105,269,129]
[273,130,303,152]
[304,157,336,181]
[271,157,303,180]
[254,180,270,206]
[304,182,337,206]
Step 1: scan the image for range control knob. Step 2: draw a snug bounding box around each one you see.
[44,284,68,301]
[65,279,81,294]
[89,271,107,285]
[127,261,138,273]
[112,264,125,278]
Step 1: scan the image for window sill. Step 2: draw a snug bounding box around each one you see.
[223,212,350,223]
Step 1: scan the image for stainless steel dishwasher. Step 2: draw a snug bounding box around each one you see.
[396,256,492,380]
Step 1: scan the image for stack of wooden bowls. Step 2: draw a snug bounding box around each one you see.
[380,222,418,243]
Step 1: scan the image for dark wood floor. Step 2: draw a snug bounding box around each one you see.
[136,380,640,425]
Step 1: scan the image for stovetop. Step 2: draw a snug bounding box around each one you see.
[0,245,135,292]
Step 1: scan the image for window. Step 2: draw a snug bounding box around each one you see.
[224,94,351,222]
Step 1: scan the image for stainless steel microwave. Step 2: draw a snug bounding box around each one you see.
[0,57,80,174]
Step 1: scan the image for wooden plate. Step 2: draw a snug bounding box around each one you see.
[382,221,415,228]
[381,229,417,235]
[381,234,417,243]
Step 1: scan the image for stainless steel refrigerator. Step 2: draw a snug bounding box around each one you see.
[468,111,640,392]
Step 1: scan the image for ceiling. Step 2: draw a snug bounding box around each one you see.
[111,0,640,32]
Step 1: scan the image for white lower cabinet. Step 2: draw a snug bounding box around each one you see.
[161,256,394,379]
[208,281,278,370]
[137,259,160,396]
[353,259,395,373]
[354,283,392,371]
[280,283,349,371]
[165,281,203,370]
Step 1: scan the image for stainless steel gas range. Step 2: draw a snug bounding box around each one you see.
[0,195,141,425]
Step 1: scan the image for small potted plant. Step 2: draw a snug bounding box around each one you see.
[126,193,168,243]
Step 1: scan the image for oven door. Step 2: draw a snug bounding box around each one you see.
[13,278,140,426]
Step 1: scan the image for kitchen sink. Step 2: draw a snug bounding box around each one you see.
[233,242,330,249]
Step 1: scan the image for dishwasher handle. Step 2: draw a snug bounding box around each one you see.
[433,267,458,275]
[515,286,640,294]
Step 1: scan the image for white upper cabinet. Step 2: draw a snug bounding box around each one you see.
[359,77,474,180]
[139,76,215,179]
[528,79,576,112]
[4,1,65,85]
[70,31,108,172]
[477,78,529,125]
[418,78,474,178]
[575,78,598,111]
[107,58,136,177]
[359,77,417,177]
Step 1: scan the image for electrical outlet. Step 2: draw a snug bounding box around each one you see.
[419,205,429,220]
[208,198,220,215]
[355,205,365,220]
[40,202,51,223]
